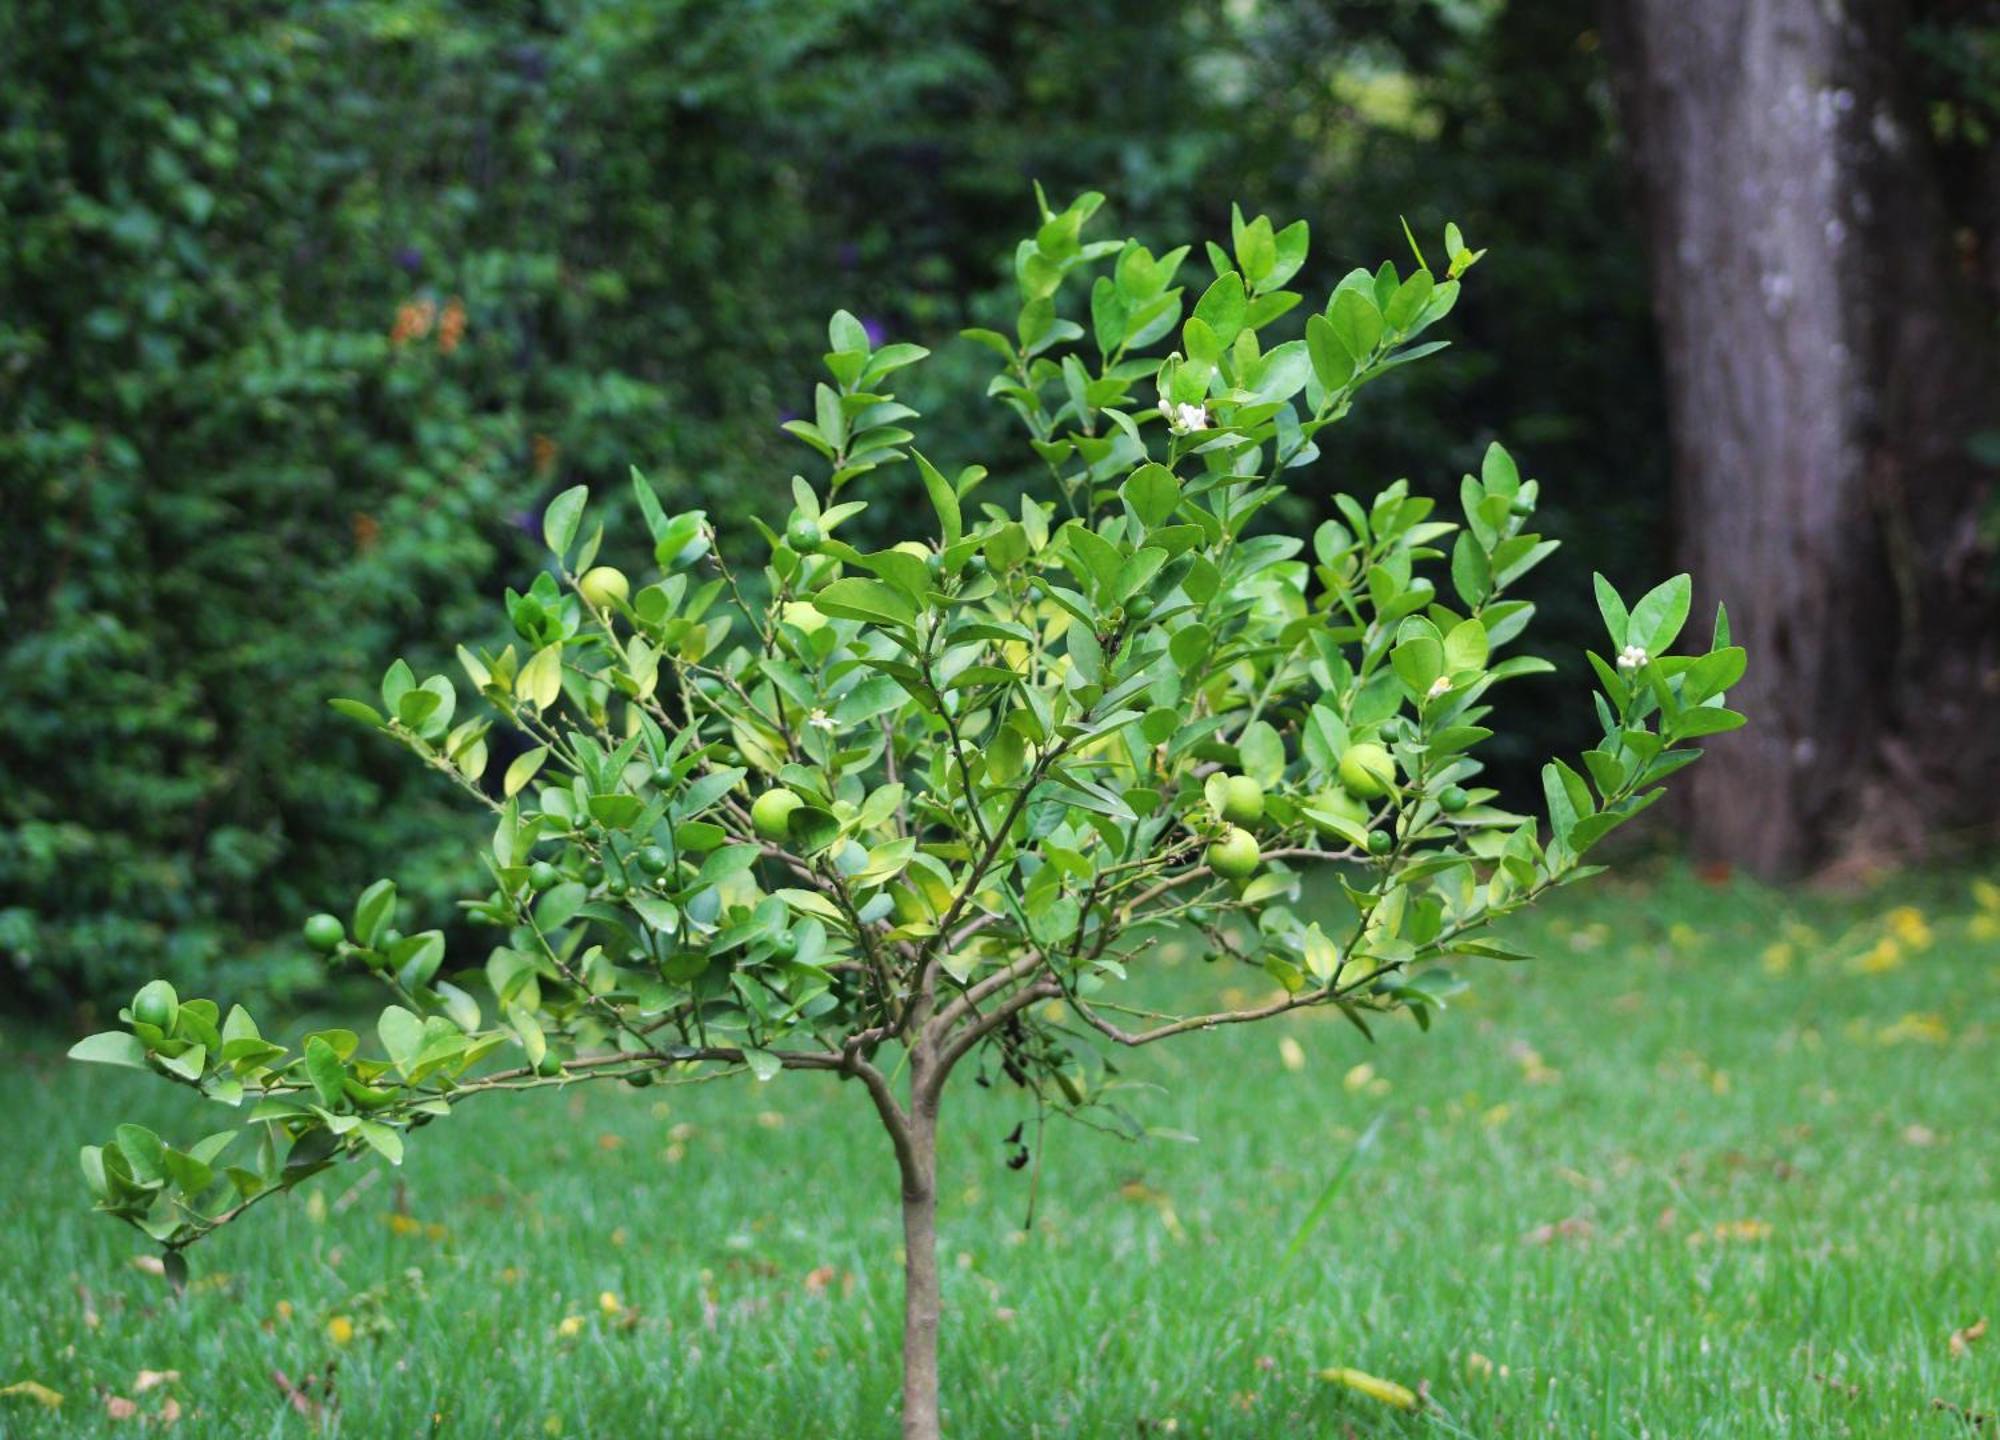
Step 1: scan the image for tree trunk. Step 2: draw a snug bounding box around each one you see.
[1602,0,1999,875]
[896,1066,943,1440]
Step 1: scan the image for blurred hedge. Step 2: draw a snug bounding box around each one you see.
[0,0,1662,1011]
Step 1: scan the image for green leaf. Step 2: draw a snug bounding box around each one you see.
[812,578,916,628]
[518,644,564,711]
[588,794,644,828]
[1192,270,1246,346]
[1391,636,1444,700]
[1328,288,1383,361]
[912,451,962,546]
[357,1122,404,1166]
[1592,573,1630,648]
[834,675,909,727]
[378,1007,425,1078]
[1305,313,1354,392]
[1239,720,1286,788]
[1121,464,1180,528]
[328,698,385,727]
[68,1031,149,1070]
[504,746,548,798]
[543,485,589,559]
[353,878,397,949]
[1442,618,1489,674]
[1630,574,1692,655]
[534,882,588,933]
[304,1036,345,1109]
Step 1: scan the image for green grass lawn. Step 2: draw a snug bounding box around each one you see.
[3,864,1996,1437]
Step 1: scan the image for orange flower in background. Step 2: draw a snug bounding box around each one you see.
[437,296,466,354]
[390,297,436,346]
[531,433,560,477]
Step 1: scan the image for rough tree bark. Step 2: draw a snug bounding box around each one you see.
[1602,0,1998,876]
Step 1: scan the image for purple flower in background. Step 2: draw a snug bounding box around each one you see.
[861,316,886,349]
[512,44,548,82]
[512,508,541,536]
[395,246,423,274]
[837,242,860,270]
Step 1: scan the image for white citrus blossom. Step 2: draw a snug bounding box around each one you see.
[1426,674,1452,700]
[1156,396,1210,434]
[1617,643,1649,671]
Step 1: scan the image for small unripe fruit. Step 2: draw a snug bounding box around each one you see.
[605,878,629,898]
[624,1070,654,1088]
[528,861,560,892]
[751,788,805,842]
[1206,826,1262,880]
[581,862,605,887]
[769,932,799,961]
[786,517,823,554]
[649,763,675,789]
[1438,785,1470,814]
[578,566,629,610]
[1217,774,1265,826]
[636,845,670,876]
[303,913,346,953]
[1366,828,1395,856]
[780,601,827,635]
[1338,743,1397,799]
[535,1051,564,1077]
[130,980,178,1033]
[1125,592,1155,621]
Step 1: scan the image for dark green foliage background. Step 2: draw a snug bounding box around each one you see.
[1,0,1662,1010]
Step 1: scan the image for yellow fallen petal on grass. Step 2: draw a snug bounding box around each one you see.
[0,1381,63,1409]
[325,1315,354,1345]
[1319,1367,1418,1410]
[1278,1036,1306,1073]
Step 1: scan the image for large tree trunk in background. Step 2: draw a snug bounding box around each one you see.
[1603,0,1999,876]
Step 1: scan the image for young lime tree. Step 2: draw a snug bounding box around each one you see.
[71,191,1743,1438]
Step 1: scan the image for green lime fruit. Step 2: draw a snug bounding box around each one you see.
[303,913,345,953]
[786,516,824,554]
[130,980,178,1032]
[1125,592,1156,621]
[535,1052,564,1077]
[623,1070,654,1088]
[1305,787,1368,834]
[1366,828,1395,856]
[1218,774,1265,826]
[769,932,799,961]
[577,565,629,610]
[649,763,675,788]
[751,788,805,843]
[1206,826,1262,880]
[1438,785,1470,814]
[1338,742,1397,799]
[528,861,561,892]
[605,878,629,898]
[581,862,605,887]
[636,845,671,876]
